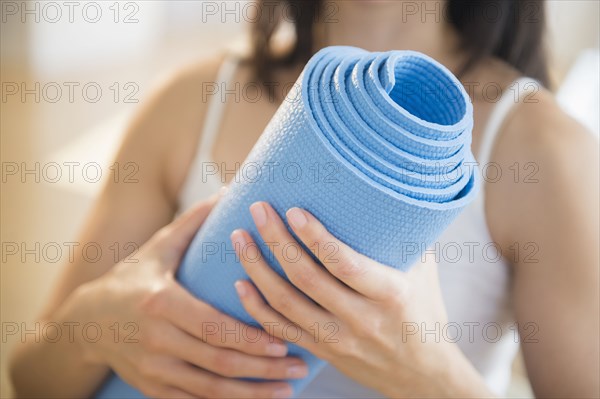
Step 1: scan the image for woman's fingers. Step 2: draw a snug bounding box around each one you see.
[138,379,195,399]
[109,356,195,399]
[141,282,289,357]
[231,228,337,335]
[150,192,221,271]
[161,361,294,399]
[235,280,325,357]
[247,202,365,318]
[286,207,405,302]
[133,355,293,399]
[163,193,220,244]
[156,323,308,380]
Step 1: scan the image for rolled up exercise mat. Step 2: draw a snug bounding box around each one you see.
[96,46,478,398]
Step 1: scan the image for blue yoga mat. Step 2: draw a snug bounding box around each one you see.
[97,46,478,398]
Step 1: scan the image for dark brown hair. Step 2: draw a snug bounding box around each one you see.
[250,0,550,87]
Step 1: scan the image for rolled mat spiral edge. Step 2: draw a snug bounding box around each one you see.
[97,45,479,398]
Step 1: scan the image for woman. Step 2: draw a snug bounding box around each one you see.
[10,0,599,398]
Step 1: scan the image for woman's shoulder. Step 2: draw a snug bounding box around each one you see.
[495,85,596,177]
[119,52,232,204]
[486,82,598,247]
[477,57,595,196]
[137,52,229,134]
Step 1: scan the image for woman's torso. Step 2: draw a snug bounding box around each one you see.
[177,54,533,397]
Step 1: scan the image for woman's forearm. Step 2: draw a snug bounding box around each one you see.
[381,345,494,398]
[9,287,110,398]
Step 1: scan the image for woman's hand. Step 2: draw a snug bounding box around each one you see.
[61,196,306,399]
[230,202,493,398]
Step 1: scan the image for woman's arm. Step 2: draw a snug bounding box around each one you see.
[9,57,218,397]
[488,89,600,398]
[11,55,307,399]
[220,88,599,398]
[10,194,300,399]
[33,58,224,315]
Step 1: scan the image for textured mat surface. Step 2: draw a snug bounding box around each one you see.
[97,46,478,398]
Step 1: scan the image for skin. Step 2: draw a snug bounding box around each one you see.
[231,203,493,398]
[9,1,600,398]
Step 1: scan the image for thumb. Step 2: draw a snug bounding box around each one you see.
[153,188,225,268]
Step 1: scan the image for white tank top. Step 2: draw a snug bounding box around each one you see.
[178,55,537,397]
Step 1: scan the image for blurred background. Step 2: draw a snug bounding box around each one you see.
[1,1,598,397]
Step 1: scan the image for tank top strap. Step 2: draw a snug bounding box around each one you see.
[477,77,539,166]
[196,54,241,162]
[177,54,240,212]
[469,77,540,229]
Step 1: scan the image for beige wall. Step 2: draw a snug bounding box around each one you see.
[547,0,600,81]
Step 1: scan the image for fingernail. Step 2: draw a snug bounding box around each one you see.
[219,185,228,196]
[287,208,307,229]
[234,280,246,297]
[272,386,293,399]
[250,202,267,227]
[231,229,247,249]
[265,343,288,357]
[287,365,308,378]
